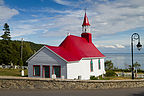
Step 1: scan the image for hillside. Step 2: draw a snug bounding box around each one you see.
[0,40,43,66]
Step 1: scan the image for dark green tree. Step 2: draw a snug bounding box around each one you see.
[22,42,33,66]
[0,38,42,66]
[1,23,11,40]
[18,59,23,67]
[105,60,114,70]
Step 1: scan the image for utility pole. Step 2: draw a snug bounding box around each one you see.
[21,38,23,61]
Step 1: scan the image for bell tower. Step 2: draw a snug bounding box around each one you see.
[81,11,92,43]
[82,10,90,33]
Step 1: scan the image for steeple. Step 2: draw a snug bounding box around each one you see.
[82,12,90,26]
[82,10,90,33]
[81,10,92,43]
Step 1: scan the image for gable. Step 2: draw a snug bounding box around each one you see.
[27,46,67,64]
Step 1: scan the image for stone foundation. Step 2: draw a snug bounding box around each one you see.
[0,76,144,89]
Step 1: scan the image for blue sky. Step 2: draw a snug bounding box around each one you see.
[0,0,144,53]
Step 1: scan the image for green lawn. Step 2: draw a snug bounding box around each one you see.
[0,68,28,77]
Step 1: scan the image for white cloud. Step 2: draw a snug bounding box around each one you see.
[19,19,39,23]
[96,44,125,49]
[30,0,144,39]
[11,24,36,37]
[96,45,116,48]
[6,0,144,51]
[0,0,19,24]
[31,15,38,17]
[115,44,125,48]
[89,0,144,36]
[53,0,71,6]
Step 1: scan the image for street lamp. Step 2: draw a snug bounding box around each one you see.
[131,33,142,79]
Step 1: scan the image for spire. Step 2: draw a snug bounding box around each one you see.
[82,10,90,33]
[82,10,90,26]
[81,10,92,43]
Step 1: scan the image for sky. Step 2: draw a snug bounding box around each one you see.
[0,0,144,53]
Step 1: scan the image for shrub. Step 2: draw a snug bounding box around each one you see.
[105,70,117,77]
[90,76,99,80]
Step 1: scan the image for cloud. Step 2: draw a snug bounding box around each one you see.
[97,45,116,48]
[96,44,125,49]
[30,0,144,39]
[88,0,144,36]
[19,19,39,23]
[0,0,4,5]
[11,24,36,37]
[53,0,71,6]
[0,0,19,24]
[56,0,143,35]
[115,44,125,48]
[6,0,144,50]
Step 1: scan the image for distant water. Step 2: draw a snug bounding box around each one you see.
[104,53,144,69]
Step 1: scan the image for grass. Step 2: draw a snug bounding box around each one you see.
[105,76,131,80]
[0,69,142,80]
[90,76,132,80]
[0,68,28,77]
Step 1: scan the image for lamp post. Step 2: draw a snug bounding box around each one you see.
[131,33,142,79]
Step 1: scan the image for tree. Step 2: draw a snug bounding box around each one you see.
[134,62,141,70]
[0,39,42,66]
[18,59,23,67]
[105,60,114,70]
[128,62,141,70]
[1,23,11,40]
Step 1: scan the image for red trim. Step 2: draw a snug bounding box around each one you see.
[42,65,50,78]
[33,65,40,76]
[52,65,61,78]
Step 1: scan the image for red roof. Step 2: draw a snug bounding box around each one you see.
[45,35,105,62]
[82,12,90,26]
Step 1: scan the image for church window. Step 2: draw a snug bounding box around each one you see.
[90,59,93,72]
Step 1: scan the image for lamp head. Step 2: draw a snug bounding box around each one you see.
[136,42,142,51]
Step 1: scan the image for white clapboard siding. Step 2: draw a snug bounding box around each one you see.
[67,58,105,80]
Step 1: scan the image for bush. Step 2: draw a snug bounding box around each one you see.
[105,70,117,77]
[90,76,99,80]
[90,75,106,80]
